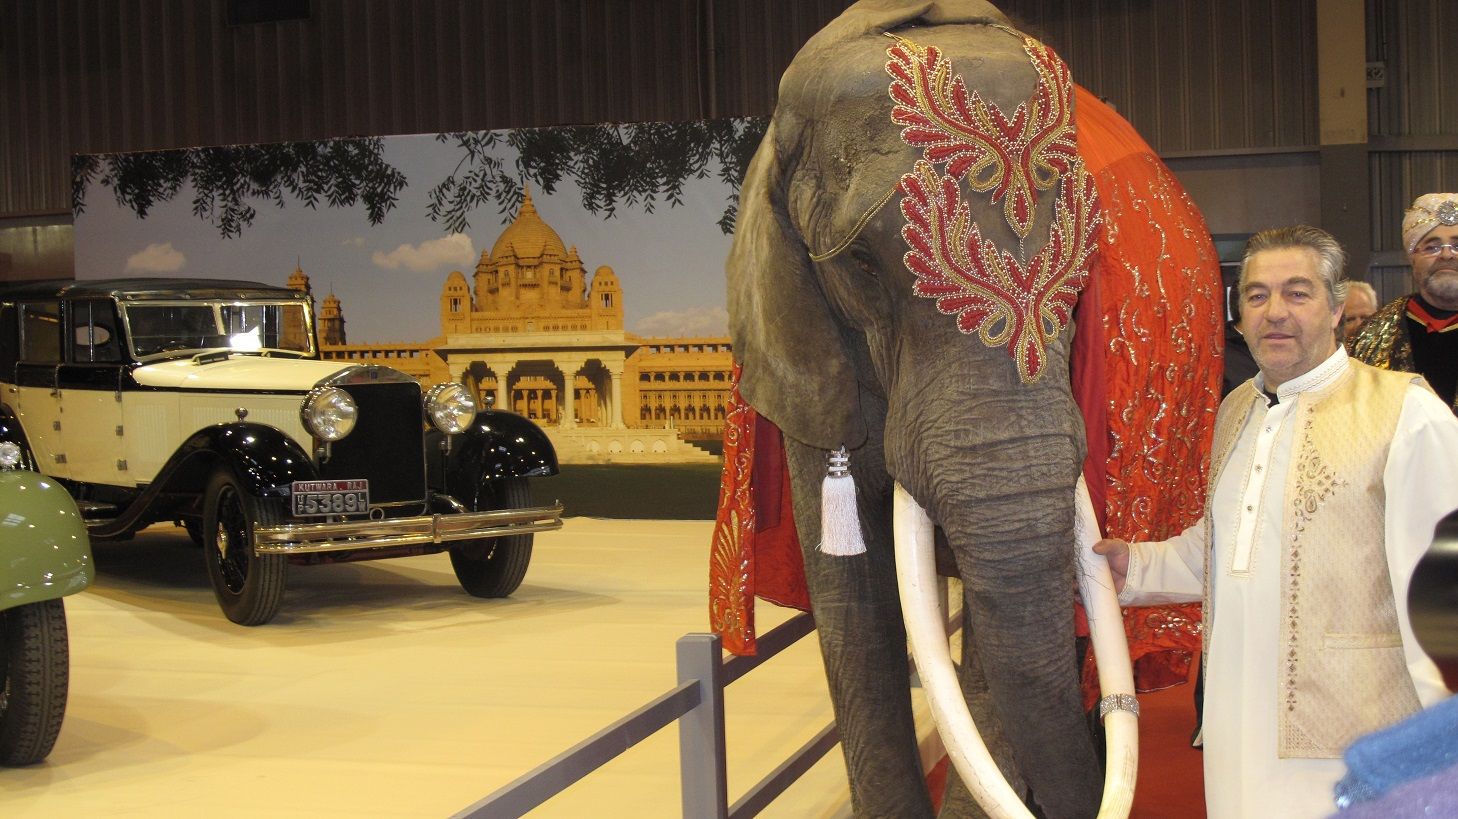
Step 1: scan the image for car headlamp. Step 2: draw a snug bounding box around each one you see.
[0,441,22,470]
[425,383,478,435]
[301,386,358,441]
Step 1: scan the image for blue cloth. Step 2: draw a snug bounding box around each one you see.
[1334,695,1458,808]
[1330,762,1458,818]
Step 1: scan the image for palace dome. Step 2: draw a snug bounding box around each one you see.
[490,186,567,261]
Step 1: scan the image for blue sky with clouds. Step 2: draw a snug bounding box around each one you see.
[74,131,737,344]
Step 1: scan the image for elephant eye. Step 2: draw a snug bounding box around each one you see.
[849,247,880,278]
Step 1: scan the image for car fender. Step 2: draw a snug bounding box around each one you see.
[89,422,320,539]
[155,422,320,498]
[0,469,93,611]
[430,410,558,507]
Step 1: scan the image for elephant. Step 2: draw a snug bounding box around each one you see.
[719,1,1221,816]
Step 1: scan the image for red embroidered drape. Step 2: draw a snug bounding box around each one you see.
[1071,86,1219,706]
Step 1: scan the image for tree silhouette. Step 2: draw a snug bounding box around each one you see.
[72,118,768,238]
[428,118,767,235]
[73,138,408,239]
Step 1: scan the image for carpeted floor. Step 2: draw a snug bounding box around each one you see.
[1129,667,1206,818]
[8,519,866,817]
[923,665,1207,817]
[12,503,1207,817]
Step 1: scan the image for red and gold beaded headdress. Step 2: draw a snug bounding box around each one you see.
[887,30,1101,383]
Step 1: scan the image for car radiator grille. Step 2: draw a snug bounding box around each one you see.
[319,381,427,505]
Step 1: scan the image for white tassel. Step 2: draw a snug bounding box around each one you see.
[819,446,867,556]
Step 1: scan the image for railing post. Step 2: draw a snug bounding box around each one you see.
[677,633,728,819]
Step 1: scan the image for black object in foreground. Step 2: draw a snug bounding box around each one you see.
[1409,509,1458,691]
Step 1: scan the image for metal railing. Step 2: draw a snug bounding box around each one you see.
[451,611,833,819]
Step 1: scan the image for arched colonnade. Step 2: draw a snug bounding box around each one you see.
[448,353,626,429]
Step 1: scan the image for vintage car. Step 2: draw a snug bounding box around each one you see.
[0,279,562,625]
[0,440,93,766]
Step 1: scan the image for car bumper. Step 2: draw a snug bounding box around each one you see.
[252,503,564,555]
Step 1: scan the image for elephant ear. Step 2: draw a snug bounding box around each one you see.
[728,122,865,452]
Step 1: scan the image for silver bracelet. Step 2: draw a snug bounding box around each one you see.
[1098,692,1140,719]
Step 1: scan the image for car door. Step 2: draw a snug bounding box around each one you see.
[58,298,129,486]
[10,301,66,473]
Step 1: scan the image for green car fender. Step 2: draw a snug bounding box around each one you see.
[0,469,93,612]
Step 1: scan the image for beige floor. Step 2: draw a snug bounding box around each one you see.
[1,518,883,818]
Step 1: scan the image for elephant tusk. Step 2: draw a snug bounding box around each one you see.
[1073,474,1139,818]
[893,482,1034,819]
[892,479,1139,819]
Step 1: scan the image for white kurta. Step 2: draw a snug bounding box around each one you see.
[1120,348,1458,819]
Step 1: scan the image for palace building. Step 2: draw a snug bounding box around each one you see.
[292,189,732,462]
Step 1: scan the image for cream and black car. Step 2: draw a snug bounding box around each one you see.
[0,279,562,625]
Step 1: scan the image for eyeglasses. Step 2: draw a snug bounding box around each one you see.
[1415,242,1458,257]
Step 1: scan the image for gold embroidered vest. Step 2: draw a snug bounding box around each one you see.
[1205,361,1425,758]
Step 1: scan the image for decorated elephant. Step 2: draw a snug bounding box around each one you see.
[710,1,1221,816]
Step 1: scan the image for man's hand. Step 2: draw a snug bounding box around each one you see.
[1093,538,1131,594]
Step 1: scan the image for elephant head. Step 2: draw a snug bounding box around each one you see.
[727,2,1136,816]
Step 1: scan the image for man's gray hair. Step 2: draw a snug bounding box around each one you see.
[1240,225,1349,309]
[1347,280,1378,307]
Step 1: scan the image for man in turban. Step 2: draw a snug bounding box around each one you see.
[1350,193,1458,413]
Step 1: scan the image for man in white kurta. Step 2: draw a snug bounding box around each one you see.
[1097,226,1458,819]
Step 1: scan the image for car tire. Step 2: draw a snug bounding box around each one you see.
[449,477,534,598]
[203,470,288,626]
[0,599,69,767]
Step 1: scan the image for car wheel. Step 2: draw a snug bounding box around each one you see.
[0,599,69,767]
[203,470,288,626]
[449,477,534,598]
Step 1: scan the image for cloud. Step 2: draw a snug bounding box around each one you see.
[125,242,186,273]
[633,306,729,338]
[341,236,366,247]
[371,233,475,272]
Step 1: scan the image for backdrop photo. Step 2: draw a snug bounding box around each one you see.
[72,120,767,511]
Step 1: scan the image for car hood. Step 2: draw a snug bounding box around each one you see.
[133,356,353,392]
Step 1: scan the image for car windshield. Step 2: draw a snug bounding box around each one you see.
[122,300,315,359]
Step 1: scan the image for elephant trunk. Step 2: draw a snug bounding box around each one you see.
[885,386,1104,818]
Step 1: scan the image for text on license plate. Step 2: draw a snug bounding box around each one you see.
[291,479,370,516]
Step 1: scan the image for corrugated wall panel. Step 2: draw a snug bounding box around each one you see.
[1271,0,1314,146]
[0,0,1330,218]
[1182,0,1219,150]
[1153,1,1186,150]
[1366,0,1458,254]
[1000,0,1316,154]
[1370,0,1458,138]
[3,1,731,213]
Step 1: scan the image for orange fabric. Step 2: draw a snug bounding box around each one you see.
[752,413,809,611]
[1073,248,1111,533]
[709,366,807,655]
[1073,86,1219,706]
[1407,297,1458,333]
[709,364,761,655]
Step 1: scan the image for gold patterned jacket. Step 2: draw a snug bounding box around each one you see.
[1348,294,1458,414]
[1204,360,1425,757]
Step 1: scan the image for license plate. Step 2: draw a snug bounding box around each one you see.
[291,479,370,517]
